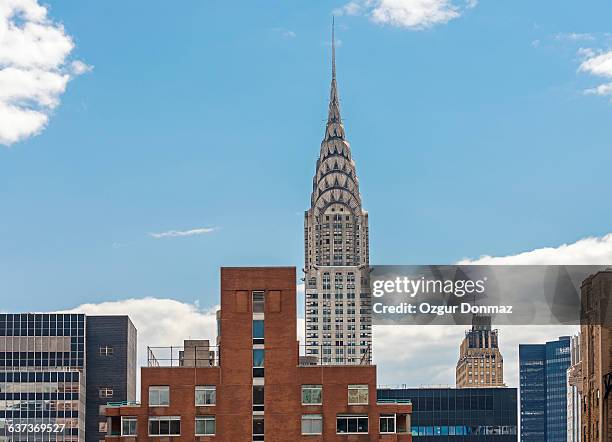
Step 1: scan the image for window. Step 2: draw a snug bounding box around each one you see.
[253,291,265,313]
[253,416,264,437]
[99,387,113,398]
[98,422,107,433]
[348,385,368,405]
[121,417,137,436]
[99,346,113,356]
[253,385,264,411]
[302,385,322,404]
[380,414,396,433]
[302,414,323,435]
[195,416,215,436]
[337,415,368,434]
[195,385,216,406]
[149,386,170,406]
[253,320,264,344]
[253,349,265,367]
[148,416,180,436]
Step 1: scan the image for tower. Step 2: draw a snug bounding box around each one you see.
[303,20,371,364]
[455,315,505,388]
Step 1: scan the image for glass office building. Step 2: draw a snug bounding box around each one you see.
[519,336,571,442]
[0,313,86,441]
[377,387,518,441]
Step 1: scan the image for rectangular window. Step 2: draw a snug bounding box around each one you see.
[253,416,264,436]
[337,415,368,434]
[380,414,396,434]
[302,415,323,435]
[253,319,264,344]
[121,417,137,436]
[348,385,369,405]
[195,385,216,406]
[253,349,265,367]
[99,387,113,398]
[99,346,113,356]
[253,291,265,313]
[301,385,322,405]
[149,386,170,406]
[253,385,264,411]
[195,416,215,436]
[148,416,180,436]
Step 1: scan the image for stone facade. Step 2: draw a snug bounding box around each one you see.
[580,270,612,442]
[304,22,372,364]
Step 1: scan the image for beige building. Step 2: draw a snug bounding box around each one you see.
[580,270,612,442]
[456,315,505,388]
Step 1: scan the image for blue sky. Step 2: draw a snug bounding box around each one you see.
[2,0,612,314]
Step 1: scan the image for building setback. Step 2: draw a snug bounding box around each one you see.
[0,313,136,442]
[304,22,371,364]
[519,336,571,442]
[580,270,612,442]
[377,387,517,440]
[104,267,412,441]
[455,315,505,388]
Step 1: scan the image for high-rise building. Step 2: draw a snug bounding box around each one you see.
[85,316,137,442]
[0,313,136,442]
[455,315,504,388]
[519,336,571,442]
[580,270,612,442]
[567,334,582,442]
[377,387,517,440]
[103,267,412,441]
[304,22,371,364]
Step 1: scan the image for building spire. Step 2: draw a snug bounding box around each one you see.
[327,17,343,131]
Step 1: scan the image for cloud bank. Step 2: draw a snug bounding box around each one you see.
[334,0,477,30]
[0,0,91,146]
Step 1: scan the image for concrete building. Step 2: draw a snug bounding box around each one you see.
[519,336,571,442]
[455,315,504,388]
[580,270,612,442]
[104,267,412,441]
[567,334,582,442]
[377,387,517,440]
[304,22,371,364]
[0,313,136,442]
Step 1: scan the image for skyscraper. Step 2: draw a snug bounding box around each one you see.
[455,315,505,388]
[519,336,571,442]
[304,22,371,364]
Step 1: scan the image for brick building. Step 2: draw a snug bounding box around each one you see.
[104,267,411,441]
[580,270,612,442]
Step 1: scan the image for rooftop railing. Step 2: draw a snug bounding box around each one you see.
[105,401,141,408]
[147,345,220,367]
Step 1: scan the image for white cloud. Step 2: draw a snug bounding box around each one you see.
[458,232,612,265]
[578,49,612,98]
[555,32,595,42]
[0,0,91,146]
[334,0,476,30]
[149,227,216,239]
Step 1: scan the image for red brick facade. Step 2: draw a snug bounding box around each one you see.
[105,267,411,441]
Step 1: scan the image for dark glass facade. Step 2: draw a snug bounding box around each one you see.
[0,314,136,442]
[377,387,517,441]
[0,313,86,441]
[519,336,571,442]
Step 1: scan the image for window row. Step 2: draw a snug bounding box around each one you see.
[119,416,216,436]
[148,385,216,407]
[302,384,368,405]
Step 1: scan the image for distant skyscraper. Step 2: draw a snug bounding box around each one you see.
[455,315,505,388]
[519,336,571,442]
[567,334,582,442]
[304,22,371,363]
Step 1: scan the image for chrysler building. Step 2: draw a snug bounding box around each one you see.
[304,22,371,364]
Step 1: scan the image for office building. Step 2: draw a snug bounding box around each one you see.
[85,316,137,442]
[456,315,504,388]
[519,336,571,442]
[567,334,582,442]
[104,267,412,441]
[377,387,517,440]
[0,313,136,442]
[304,22,372,363]
[580,270,612,442]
